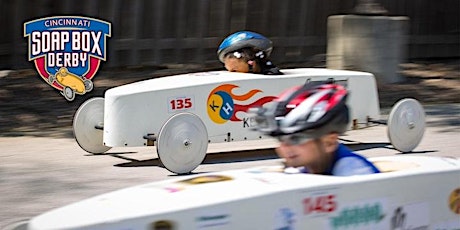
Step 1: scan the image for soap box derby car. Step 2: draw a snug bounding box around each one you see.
[26,155,460,230]
[73,68,426,174]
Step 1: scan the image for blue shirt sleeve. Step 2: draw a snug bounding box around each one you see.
[332,157,379,176]
[330,144,380,176]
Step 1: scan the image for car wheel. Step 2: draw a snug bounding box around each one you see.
[73,97,112,154]
[63,86,75,101]
[157,112,208,174]
[84,79,93,92]
[387,98,425,152]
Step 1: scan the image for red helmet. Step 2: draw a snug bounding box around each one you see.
[251,81,349,139]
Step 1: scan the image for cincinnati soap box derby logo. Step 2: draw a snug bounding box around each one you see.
[24,16,111,101]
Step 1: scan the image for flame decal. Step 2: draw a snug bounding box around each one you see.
[210,84,262,101]
[207,84,276,124]
[231,96,277,121]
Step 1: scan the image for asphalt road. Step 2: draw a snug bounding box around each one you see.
[0,104,459,229]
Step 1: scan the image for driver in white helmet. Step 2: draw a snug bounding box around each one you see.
[251,81,380,176]
[217,31,283,75]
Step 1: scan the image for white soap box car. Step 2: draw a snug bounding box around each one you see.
[26,155,460,230]
[73,68,425,174]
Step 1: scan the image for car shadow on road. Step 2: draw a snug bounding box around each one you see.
[202,149,278,164]
[112,148,279,168]
[109,142,435,169]
[346,141,437,154]
[84,151,137,157]
[346,142,391,151]
[108,153,164,167]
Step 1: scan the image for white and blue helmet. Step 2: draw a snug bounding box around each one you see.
[217,31,273,63]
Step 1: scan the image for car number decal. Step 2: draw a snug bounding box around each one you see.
[168,96,194,112]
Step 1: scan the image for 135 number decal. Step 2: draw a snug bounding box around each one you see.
[169,97,193,111]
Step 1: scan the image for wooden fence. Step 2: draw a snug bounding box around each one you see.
[1,0,459,69]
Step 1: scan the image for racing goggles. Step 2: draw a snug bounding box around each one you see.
[277,133,313,146]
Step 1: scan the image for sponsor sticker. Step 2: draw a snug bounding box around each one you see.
[328,198,388,230]
[24,16,111,101]
[196,211,231,229]
[151,220,175,230]
[390,202,429,230]
[275,208,296,230]
[179,175,233,185]
[449,187,460,214]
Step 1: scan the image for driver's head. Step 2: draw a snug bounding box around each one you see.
[251,81,349,172]
[223,47,268,73]
[218,31,273,73]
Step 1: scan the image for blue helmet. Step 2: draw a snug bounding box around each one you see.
[217,31,273,63]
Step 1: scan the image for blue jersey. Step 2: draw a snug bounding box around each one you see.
[327,144,380,176]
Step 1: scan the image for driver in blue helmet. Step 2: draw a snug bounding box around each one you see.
[217,31,283,75]
[250,81,380,176]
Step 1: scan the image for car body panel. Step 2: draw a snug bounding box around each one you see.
[28,155,460,230]
[103,68,380,147]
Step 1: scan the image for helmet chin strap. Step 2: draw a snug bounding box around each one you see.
[248,60,255,73]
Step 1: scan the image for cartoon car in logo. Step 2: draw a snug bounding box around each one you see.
[48,67,93,101]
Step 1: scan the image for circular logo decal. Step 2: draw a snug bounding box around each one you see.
[207,91,234,124]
